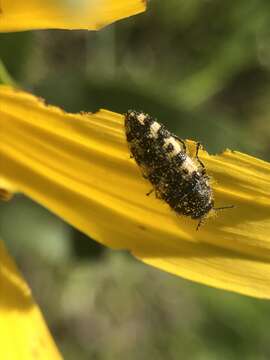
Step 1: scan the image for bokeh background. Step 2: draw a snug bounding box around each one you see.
[1,1,270,359]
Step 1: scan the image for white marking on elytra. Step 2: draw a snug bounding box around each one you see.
[137,113,147,124]
[163,136,182,156]
[182,157,198,173]
[163,136,197,173]
[149,121,161,138]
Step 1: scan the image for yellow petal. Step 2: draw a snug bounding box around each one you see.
[0,239,62,359]
[1,85,270,299]
[0,0,146,32]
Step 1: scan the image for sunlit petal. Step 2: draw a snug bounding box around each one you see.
[0,239,62,359]
[0,0,146,32]
[1,85,270,298]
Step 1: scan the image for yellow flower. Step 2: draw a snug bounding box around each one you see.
[1,85,270,301]
[0,1,147,358]
[0,0,146,31]
[0,239,62,359]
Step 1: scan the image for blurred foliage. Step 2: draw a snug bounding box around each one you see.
[1,0,270,359]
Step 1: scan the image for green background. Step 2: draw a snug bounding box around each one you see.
[1,1,270,359]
